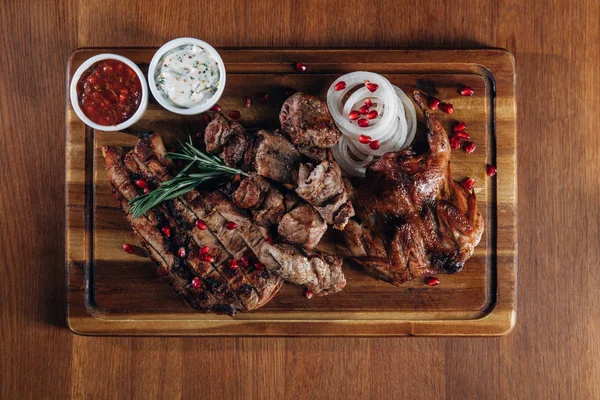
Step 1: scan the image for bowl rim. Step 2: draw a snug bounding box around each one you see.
[69,53,149,132]
[147,37,227,115]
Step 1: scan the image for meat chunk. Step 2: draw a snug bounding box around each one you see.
[232,175,270,209]
[344,91,484,285]
[232,175,285,228]
[254,130,302,183]
[278,204,327,249]
[279,93,341,157]
[296,160,354,230]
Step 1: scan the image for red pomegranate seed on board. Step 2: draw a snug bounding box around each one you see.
[464,141,476,154]
[369,140,381,150]
[367,110,378,119]
[203,114,212,124]
[161,226,171,237]
[258,93,270,103]
[348,110,360,120]
[453,121,467,132]
[425,276,440,286]
[429,98,441,110]
[228,110,241,120]
[450,136,461,149]
[229,259,239,270]
[462,178,475,191]
[255,262,265,270]
[441,103,454,114]
[364,99,372,108]
[123,243,134,254]
[143,188,150,194]
[200,246,210,255]
[334,81,346,91]
[135,179,148,189]
[196,220,207,230]
[305,289,314,299]
[265,237,273,244]
[191,277,201,289]
[295,62,307,72]
[240,257,249,267]
[460,86,474,96]
[177,247,186,258]
[202,254,215,263]
[486,164,497,176]
[244,96,252,108]
[455,131,470,140]
[365,80,379,92]
[357,118,369,127]
[358,134,371,144]
[359,105,369,115]
[225,221,238,230]
[211,104,222,112]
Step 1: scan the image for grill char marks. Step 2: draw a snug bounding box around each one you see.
[127,135,283,311]
[343,90,484,286]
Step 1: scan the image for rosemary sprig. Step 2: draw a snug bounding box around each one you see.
[128,136,248,219]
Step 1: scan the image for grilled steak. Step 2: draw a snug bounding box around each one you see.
[343,91,484,285]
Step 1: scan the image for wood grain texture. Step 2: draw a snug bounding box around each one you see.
[1,0,599,398]
[65,49,515,336]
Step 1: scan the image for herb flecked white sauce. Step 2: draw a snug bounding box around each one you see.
[155,45,220,108]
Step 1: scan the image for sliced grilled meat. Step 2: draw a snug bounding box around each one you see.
[343,91,484,285]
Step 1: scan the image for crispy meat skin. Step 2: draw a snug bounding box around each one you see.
[344,91,484,285]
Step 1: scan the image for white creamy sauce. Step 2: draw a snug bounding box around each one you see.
[155,45,220,108]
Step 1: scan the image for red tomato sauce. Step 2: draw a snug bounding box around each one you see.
[76,59,142,126]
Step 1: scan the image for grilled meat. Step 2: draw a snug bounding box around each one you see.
[277,204,327,249]
[343,91,484,285]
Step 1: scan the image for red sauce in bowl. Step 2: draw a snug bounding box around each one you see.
[76,59,142,126]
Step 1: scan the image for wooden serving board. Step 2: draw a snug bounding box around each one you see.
[66,49,516,336]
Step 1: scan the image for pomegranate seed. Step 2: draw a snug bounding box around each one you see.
[460,86,474,96]
[365,80,379,92]
[359,105,369,115]
[364,99,372,108]
[429,98,441,110]
[225,221,238,230]
[143,188,150,194]
[369,140,380,150]
[229,259,239,270]
[258,93,270,103]
[441,103,454,114]
[135,179,148,189]
[334,81,346,91]
[112,191,118,199]
[425,276,440,286]
[265,237,273,244]
[462,178,475,191]
[357,118,369,128]
[453,121,467,132]
[305,289,314,299]
[203,114,212,124]
[455,131,470,140]
[450,136,461,149]
[196,220,207,230]
[200,246,210,255]
[177,247,186,258]
[254,262,265,270]
[228,110,241,120]
[161,226,171,237]
[367,110,378,120]
[202,254,215,263]
[348,110,360,120]
[240,256,249,267]
[358,134,371,144]
[244,96,252,108]
[123,243,134,254]
[464,141,476,154]
[486,164,497,176]
[191,277,201,289]
[211,104,222,112]
[295,62,307,72]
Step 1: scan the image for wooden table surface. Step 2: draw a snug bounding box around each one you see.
[1,0,598,398]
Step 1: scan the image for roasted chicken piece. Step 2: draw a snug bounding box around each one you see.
[343,91,484,285]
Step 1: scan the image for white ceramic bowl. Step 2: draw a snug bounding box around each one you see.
[70,54,149,131]
[148,38,226,115]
